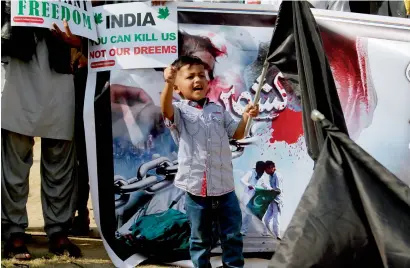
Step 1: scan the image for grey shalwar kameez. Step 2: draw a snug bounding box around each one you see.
[1,40,78,239]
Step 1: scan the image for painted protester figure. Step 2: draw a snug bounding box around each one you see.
[260,161,283,238]
[1,0,82,259]
[240,161,266,235]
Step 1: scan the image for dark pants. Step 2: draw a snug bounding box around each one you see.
[185,191,244,268]
[74,67,89,217]
[1,130,77,238]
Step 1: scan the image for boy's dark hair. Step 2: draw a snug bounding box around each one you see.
[255,161,266,170]
[171,55,207,71]
[265,161,275,168]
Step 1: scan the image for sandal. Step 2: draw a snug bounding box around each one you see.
[69,215,90,237]
[3,232,32,260]
[49,232,82,258]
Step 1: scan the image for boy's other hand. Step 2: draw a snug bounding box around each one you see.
[244,103,259,118]
[164,66,177,84]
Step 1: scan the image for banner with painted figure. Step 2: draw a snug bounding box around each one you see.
[11,0,97,40]
[84,2,410,267]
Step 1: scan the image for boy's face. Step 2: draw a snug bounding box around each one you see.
[265,165,276,175]
[174,64,209,101]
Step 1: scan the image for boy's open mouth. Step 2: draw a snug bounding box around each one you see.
[193,86,203,91]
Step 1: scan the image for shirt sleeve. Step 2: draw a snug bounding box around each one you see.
[164,103,183,142]
[241,171,252,186]
[223,109,241,139]
[276,173,283,192]
[164,103,181,129]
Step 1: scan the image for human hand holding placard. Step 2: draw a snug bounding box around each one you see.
[51,19,81,48]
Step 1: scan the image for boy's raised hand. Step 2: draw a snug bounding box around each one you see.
[164,66,177,84]
[244,103,259,118]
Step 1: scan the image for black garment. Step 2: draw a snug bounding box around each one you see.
[269,119,410,268]
[74,66,90,216]
[265,0,348,161]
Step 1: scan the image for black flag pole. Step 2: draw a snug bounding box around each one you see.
[244,1,297,137]
[244,60,269,136]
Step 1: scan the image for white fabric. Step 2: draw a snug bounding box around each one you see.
[262,201,280,238]
[240,170,259,205]
[1,41,75,140]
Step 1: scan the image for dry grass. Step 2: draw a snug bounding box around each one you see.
[1,256,114,268]
[1,233,179,267]
[1,257,178,268]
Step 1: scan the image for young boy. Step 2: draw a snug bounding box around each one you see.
[160,55,259,268]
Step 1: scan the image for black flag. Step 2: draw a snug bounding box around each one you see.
[269,117,410,268]
[266,1,410,267]
[266,0,348,161]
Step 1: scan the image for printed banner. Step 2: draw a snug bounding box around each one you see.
[88,2,178,71]
[10,0,97,41]
[84,3,410,267]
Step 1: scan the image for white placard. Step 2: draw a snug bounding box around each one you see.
[11,0,97,41]
[88,2,178,71]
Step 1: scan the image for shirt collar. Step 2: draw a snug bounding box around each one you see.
[183,98,212,109]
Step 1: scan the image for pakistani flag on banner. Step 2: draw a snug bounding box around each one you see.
[266,1,410,267]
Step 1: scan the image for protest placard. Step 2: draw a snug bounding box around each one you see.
[88,2,178,71]
[11,0,97,41]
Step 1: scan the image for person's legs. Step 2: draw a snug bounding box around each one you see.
[262,202,281,238]
[240,210,251,235]
[1,130,34,259]
[185,193,213,268]
[71,66,90,236]
[40,137,81,257]
[216,192,244,268]
[271,203,281,239]
[262,202,273,234]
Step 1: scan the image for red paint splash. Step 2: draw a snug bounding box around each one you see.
[208,77,230,102]
[219,45,228,56]
[321,31,375,138]
[270,108,303,144]
[207,74,245,103]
